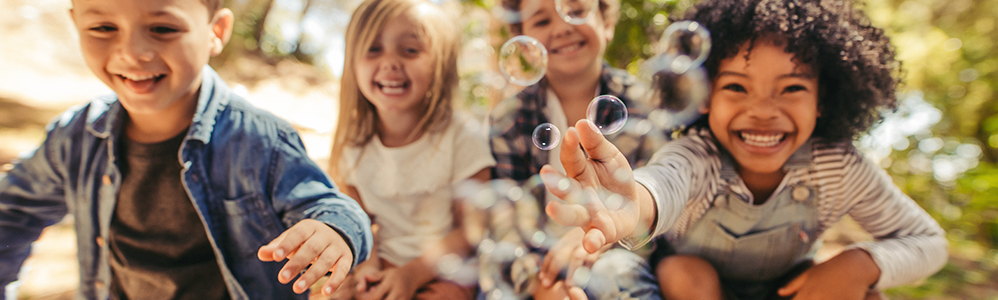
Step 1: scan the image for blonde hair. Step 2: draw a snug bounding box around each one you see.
[329,0,460,183]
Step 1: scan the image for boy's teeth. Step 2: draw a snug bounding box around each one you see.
[555,43,581,54]
[740,132,784,147]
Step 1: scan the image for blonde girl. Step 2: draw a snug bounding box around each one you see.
[329,0,495,299]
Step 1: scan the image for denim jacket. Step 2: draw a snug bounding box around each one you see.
[0,67,373,299]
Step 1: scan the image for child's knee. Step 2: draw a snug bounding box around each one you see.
[656,254,720,286]
[656,255,716,277]
[414,280,473,300]
[655,255,722,300]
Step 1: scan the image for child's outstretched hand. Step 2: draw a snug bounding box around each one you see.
[538,227,600,288]
[541,119,654,254]
[776,249,881,300]
[258,219,354,295]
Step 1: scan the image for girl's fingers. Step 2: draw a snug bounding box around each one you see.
[545,198,591,228]
[582,228,607,254]
[574,119,619,163]
[560,127,592,181]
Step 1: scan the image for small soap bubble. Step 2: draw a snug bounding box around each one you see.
[499,36,548,86]
[659,21,711,68]
[556,0,597,25]
[557,178,571,191]
[613,168,630,183]
[587,95,628,135]
[603,193,624,211]
[530,230,548,247]
[571,266,592,288]
[436,253,464,275]
[532,123,561,150]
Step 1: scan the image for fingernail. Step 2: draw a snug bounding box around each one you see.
[324,286,333,295]
[296,280,306,289]
[281,271,291,281]
[275,249,285,259]
[586,120,599,133]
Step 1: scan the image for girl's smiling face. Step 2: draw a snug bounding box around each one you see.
[703,37,820,176]
[354,7,435,117]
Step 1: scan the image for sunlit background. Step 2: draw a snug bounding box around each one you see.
[0,0,995,299]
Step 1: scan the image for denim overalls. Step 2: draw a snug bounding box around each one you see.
[663,142,820,300]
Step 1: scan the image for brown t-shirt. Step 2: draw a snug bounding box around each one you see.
[109,129,229,300]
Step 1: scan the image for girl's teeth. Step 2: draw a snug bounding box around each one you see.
[740,132,784,147]
[382,86,406,95]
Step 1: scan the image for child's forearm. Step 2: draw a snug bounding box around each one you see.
[824,249,881,288]
[407,228,468,286]
[634,182,658,240]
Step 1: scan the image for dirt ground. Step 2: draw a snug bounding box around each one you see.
[0,1,875,300]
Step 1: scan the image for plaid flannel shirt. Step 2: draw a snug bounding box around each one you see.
[489,64,666,183]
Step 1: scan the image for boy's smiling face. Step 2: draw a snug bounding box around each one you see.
[71,0,230,115]
[704,37,820,176]
[520,0,613,80]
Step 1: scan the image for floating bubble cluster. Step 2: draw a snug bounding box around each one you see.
[641,21,713,133]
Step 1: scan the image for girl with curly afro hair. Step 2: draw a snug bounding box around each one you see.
[535,0,947,299]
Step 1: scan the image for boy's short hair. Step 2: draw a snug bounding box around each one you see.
[501,0,620,35]
[681,0,900,142]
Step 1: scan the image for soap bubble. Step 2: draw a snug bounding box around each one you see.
[639,55,710,132]
[586,95,628,135]
[532,123,561,150]
[499,35,548,86]
[556,0,597,25]
[659,21,711,68]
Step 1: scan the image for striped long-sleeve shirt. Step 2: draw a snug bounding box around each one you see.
[631,128,947,289]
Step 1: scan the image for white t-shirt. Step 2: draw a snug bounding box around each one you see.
[340,112,496,266]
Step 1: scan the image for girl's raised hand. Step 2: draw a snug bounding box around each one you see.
[257,219,355,295]
[541,119,651,254]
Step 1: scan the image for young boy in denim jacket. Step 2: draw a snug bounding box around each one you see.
[0,0,372,299]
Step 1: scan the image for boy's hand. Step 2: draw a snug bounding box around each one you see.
[777,249,881,299]
[539,227,601,289]
[541,119,644,253]
[257,219,354,295]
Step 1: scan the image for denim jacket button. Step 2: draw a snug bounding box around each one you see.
[95,281,105,290]
[102,175,111,186]
[96,236,105,247]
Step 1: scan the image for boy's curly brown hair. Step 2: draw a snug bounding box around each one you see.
[679,0,901,142]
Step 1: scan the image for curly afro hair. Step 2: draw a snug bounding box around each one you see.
[677,0,901,142]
